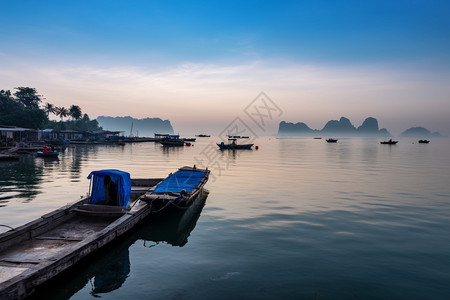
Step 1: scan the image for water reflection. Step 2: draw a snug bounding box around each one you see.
[30,192,208,299]
[0,157,44,205]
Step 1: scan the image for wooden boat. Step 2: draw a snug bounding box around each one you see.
[0,168,173,299]
[36,151,59,157]
[418,140,430,144]
[380,139,398,145]
[30,192,209,298]
[159,135,185,146]
[142,166,210,214]
[326,138,338,143]
[217,138,253,150]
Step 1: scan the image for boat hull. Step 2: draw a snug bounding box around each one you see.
[36,151,59,157]
[216,143,253,150]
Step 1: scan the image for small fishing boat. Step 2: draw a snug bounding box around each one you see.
[142,166,210,214]
[418,140,430,144]
[380,139,398,145]
[326,138,338,143]
[181,138,196,142]
[36,151,59,157]
[0,167,188,299]
[217,138,253,150]
[195,134,210,137]
[159,135,185,146]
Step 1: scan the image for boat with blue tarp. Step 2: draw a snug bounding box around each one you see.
[0,166,207,299]
[142,166,210,213]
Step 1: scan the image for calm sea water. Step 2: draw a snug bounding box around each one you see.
[1,137,450,299]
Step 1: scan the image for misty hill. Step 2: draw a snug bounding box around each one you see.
[96,116,174,136]
[278,117,391,137]
[400,127,444,138]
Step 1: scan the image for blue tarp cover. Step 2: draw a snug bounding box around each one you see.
[87,169,131,207]
[153,170,207,194]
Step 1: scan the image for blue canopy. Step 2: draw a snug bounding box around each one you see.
[153,170,207,194]
[87,169,131,207]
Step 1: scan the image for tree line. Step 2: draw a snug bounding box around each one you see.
[0,87,102,131]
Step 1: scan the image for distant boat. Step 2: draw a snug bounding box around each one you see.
[181,138,196,142]
[314,137,322,139]
[195,134,210,137]
[227,135,250,139]
[418,140,430,144]
[326,138,338,143]
[36,151,59,157]
[380,139,398,145]
[159,135,185,146]
[217,138,253,150]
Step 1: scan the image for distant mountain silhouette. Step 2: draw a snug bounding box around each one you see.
[278,117,391,137]
[96,116,174,136]
[400,126,444,138]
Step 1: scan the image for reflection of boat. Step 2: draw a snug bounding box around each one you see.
[30,192,208,299]
[418,140,430,144]
[326,138,338,143]
[381,139,398,145]
[140,192,207,247]
[36,151,59,157]
[217,138,253,150]
[0,168,170,299]
[142,166,210,214]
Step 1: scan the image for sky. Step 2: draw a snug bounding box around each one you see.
[1,0,449,136]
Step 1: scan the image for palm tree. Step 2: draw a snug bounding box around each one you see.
[43,102,55,117]
[69,105,82,120]
[55,106,69,122]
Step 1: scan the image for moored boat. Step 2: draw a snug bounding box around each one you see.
[159,135,185,146]
[142,166,210,214]
[0,168,176,299]
[418,140,430,143]
[36,151,59,157]
[326,138,338,143]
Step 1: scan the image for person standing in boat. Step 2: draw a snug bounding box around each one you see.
[104,175,119,206]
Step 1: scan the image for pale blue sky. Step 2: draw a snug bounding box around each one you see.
[1,0,449,135]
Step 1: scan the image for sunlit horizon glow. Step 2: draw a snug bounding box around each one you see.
[1,1,449,136]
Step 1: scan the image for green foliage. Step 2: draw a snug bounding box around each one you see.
[13,87,42,109]
[69,105,82,120]
[1,87,102,132]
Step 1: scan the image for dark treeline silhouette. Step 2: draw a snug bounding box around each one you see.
[0,87,101,131]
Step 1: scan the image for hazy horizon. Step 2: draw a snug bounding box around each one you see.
[1,1,449,136]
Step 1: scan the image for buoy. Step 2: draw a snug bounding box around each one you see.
[72,145,75,149]
[255,146,259,150]
[185,142,191,146]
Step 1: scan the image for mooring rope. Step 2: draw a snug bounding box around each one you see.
[0,224,14,231]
